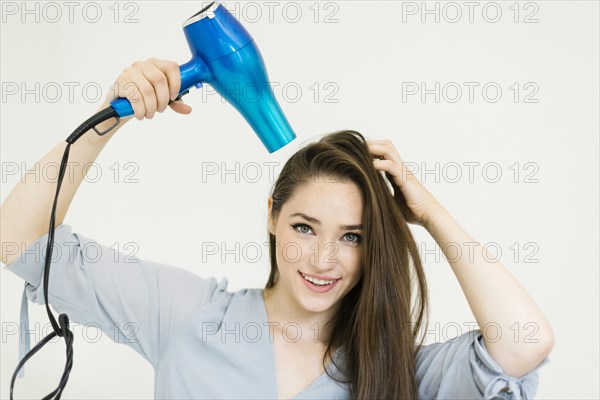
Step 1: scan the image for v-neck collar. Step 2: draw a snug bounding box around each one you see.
[254,288,344,399]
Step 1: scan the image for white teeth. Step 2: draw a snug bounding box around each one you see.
[302,273,336,286]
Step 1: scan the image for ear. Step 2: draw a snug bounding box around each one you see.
[267,196,276,235]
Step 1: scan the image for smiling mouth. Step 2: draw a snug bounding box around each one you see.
[298,271,341,286]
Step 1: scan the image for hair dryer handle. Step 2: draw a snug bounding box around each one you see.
[110,58,210,118]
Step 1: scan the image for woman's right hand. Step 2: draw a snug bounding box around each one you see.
[99,58,192,120]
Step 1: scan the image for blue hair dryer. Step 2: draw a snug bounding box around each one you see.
[110,1,296,153]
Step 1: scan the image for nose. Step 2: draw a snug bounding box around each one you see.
[308,239,339,270]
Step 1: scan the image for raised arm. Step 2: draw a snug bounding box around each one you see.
[367,138,554,379]
[1,58,190,267]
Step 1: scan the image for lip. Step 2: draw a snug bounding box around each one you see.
[299,271,340,280]
[298,271,341,294]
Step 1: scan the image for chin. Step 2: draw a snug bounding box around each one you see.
[302,300,332,313]
[295,290,338,313]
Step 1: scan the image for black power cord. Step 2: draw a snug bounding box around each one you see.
[9,105,121,399]
[10,92,188,399]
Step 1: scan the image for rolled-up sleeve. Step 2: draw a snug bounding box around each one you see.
[4,224,228,374]
[416,329,550,399]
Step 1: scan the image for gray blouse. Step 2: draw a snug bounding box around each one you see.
[5,224,550,399]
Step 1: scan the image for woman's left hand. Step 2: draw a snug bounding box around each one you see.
[366,139,444,228]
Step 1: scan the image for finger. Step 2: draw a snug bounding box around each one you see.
[151,58,181,101]
[116,73,146,121]
[372,158,413,187]
[127,62,158,119]
[365,139,400,158]
[142,58,170,112]
[141,62,170,113]
[127,65,157,119]
[168,99,192,114]
[366,140,404,165]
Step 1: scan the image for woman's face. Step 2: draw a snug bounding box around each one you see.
[268,176,364,314]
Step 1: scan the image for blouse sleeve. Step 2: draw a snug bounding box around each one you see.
[416,329,550,399]
[3,224,228,374]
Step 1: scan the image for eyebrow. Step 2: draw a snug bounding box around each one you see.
[289,212,363,230]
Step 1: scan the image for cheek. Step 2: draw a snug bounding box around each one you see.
[274,230,302,268]
[335,245,360,263]
[274,228,310,263]
[339,249,362,279]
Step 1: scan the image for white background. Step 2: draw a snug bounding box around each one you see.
[1,0,598,398]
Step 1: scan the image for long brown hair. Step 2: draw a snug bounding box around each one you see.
[265,130,429,399]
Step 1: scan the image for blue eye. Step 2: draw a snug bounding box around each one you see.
[344,233,362,244]
[291,223,312,234]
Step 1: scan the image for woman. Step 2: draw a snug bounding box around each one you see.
[1,58,553,399]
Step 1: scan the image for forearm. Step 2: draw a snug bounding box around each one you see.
[424,207,554,377]
[1,103,128,266]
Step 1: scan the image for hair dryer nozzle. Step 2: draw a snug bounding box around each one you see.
[205,42,297,153]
